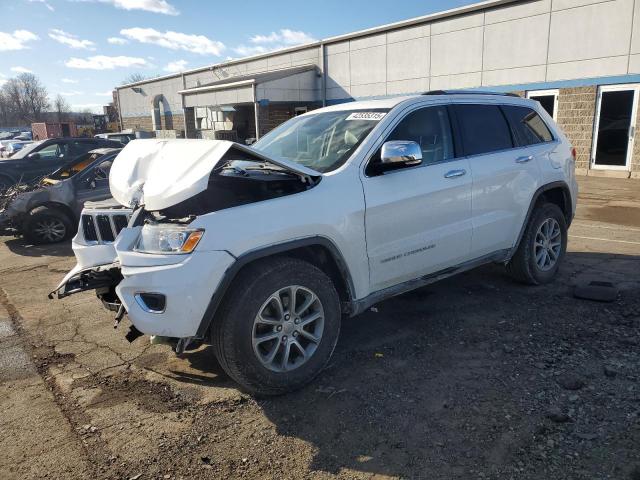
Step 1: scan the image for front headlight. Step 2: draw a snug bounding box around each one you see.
[135,224,204,254]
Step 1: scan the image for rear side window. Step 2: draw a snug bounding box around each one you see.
[502,105,554,146]
[454,104,513,156]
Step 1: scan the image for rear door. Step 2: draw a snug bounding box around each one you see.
[362,104,473,292]
[452,103,543,257]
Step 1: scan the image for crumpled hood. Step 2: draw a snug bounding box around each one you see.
[109,139,321,211]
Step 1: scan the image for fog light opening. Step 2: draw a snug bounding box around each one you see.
[135,293,166,314]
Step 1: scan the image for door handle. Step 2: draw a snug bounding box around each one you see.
[516,155,533,163]
[444,169,466,178]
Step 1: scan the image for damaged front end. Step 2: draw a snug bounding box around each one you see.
[0,181,49,232]
[51,139,322,350]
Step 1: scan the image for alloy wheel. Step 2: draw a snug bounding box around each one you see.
[252,285,324,372]
[32,218,66,243]
[534,218,561,271]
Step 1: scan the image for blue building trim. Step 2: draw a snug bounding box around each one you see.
[326,74,640,105]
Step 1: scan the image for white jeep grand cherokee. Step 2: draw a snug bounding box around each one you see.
[53,91,578,395]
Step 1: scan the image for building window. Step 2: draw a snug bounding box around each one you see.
[526,89,559,121]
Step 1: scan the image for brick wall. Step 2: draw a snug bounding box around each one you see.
[121,115,153,132]
[184,108,196,138]
[258,104,293,137]
[257,103,323,138]
[555,86,597,173]
[122,113,185,137]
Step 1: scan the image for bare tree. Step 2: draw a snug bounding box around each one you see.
[1,73,50,124]
[20,73,49,122]
[121,73,148,85]
[0,90,13,127]
[54,94,71,122]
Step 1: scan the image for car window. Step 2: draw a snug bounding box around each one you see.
[454,104,513,156]
[78,156,114,190]
[384,105,455,164]
[38,142,68,160]
[94,158,113,180]
[72,141,100,155]
[502,105,554,146]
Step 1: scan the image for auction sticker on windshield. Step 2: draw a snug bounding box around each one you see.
[346,112,387,121]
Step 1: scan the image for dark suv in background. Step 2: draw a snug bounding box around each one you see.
[0,137,122,191]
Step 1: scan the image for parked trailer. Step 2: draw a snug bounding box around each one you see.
[32,122,78,140]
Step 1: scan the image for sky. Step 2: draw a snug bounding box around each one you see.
[0,0,473,113]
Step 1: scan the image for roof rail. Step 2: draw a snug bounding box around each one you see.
[423,89,520,97]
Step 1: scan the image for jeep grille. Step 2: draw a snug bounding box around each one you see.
[81,213,130,244]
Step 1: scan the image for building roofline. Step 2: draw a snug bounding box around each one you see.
[117,0,522,90]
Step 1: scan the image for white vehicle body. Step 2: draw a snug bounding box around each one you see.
[54,92,577,365]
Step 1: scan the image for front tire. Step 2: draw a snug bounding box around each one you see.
[212,257,341,396]
[506,203,567,285]
[23,207,74,244]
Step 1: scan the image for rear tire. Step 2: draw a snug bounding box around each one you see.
[506,203,567,285]
[212,257,341,396]
[23,207,74,244]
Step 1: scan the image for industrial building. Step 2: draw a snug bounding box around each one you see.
[115,0,640,178]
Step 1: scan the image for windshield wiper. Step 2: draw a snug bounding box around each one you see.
[245,164,297,176]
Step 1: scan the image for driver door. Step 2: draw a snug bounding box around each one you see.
[361,105,473,292]
[74,157,114,214]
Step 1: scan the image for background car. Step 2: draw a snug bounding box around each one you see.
[0,148,121,244]
[0,137,122,192]
[94,132,136,145]
[3,140,33,158]
[14,132,33,141]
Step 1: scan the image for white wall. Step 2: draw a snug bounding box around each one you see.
[119,0,640,117]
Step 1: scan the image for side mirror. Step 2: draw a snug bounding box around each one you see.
[28,152,41,160]
[381,140,422,167]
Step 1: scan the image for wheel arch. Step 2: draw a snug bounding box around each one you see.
[196,236,356,339]
[508,181,573,261]
[28,202,77,225]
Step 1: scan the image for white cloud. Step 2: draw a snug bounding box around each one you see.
[60,90,84,96]
[61,78,79,83]
[163,59,187,72]
[96,90,114,96]
[107,37,128,45]
[11,66,33,73]
[0,74,6,88]
[80,0,178,15]
[234,29,316,57]
[0,30,39,51]
[65,55,148,70]
[49,29,96,50]
[120,27,225,56]
[250,29,316,46]
[233,44,271,57]
[26,0,54,11]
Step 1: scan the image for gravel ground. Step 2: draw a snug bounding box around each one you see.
[0,175,639,480]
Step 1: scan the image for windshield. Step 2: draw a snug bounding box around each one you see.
[253,109,388,173]
[10,140,44,159]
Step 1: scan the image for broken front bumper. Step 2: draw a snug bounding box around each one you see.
[52,250,236,339]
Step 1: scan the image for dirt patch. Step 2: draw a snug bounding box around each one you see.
[76,370,191,414]
[580,205,640,228]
